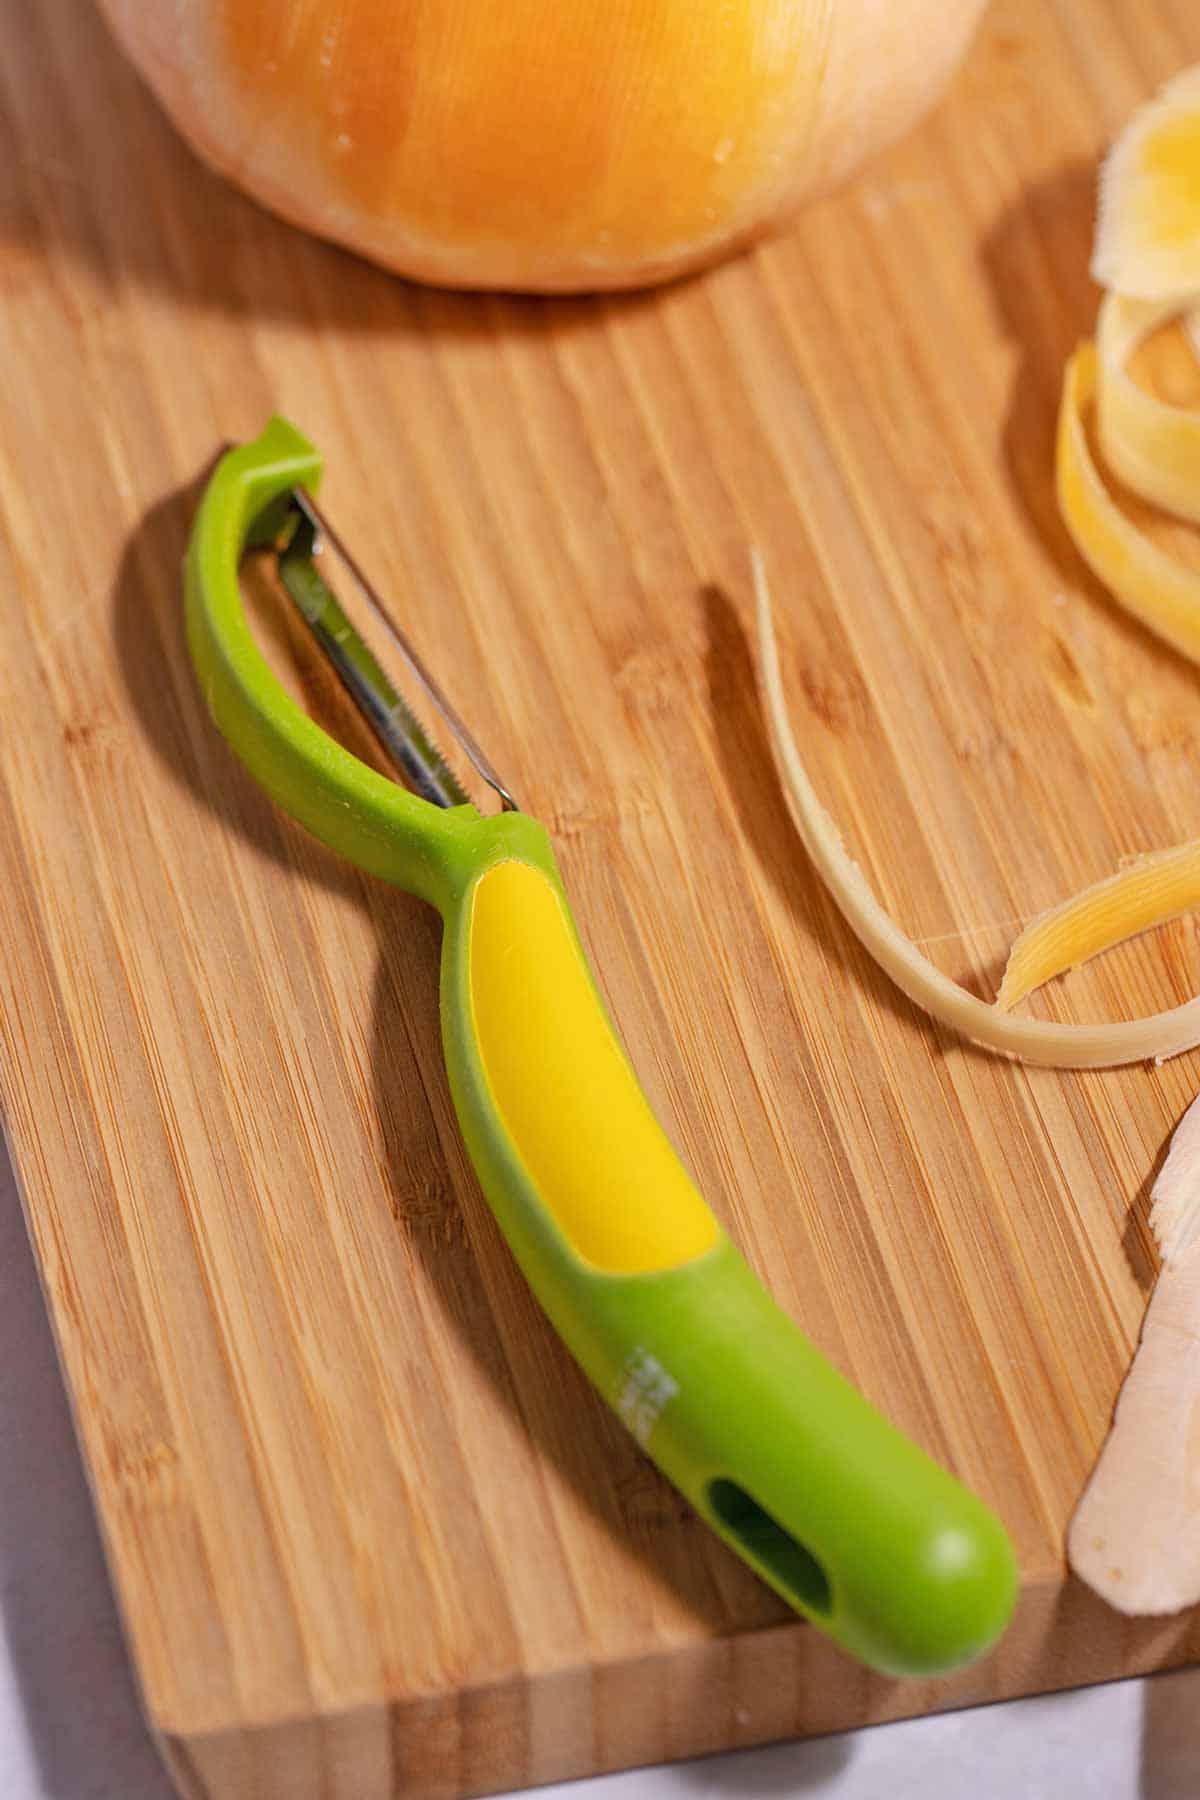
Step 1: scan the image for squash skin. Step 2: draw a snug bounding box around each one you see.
[94,0,987,292]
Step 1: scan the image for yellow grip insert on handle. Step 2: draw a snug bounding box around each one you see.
[468,859,721,1275]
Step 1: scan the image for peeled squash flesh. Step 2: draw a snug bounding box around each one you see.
[1060,67,1200,656]
[94,0,988,293]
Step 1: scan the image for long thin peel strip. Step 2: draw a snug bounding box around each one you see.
[1057,343,1200,665]
[1039,298,1200,1013]
[753,554,1200,1068]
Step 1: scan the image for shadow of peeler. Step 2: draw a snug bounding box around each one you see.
[183,417,1017,1676]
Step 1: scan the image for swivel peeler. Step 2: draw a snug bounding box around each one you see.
[184,418,1017,1676]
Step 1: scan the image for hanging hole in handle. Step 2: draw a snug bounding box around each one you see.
[707,1479,832,1616]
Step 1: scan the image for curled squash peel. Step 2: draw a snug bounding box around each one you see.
[758,62,1200,1077]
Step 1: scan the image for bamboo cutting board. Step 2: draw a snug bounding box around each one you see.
[5,1,1200,1794]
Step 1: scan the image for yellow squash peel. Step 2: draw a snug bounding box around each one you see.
[1041,65,1200,1060]
[755,557,1200,1070]
[997,840,1200,1013]
[1057,341,1200,666]
[756,63,1200,1077]
[93,0,989,294]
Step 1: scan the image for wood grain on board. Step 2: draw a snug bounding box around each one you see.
[2,1,1200,1794]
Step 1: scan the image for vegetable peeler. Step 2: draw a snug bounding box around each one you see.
[184,418,1017,1677]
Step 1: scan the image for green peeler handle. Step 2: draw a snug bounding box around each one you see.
[183,416,1016,1677]
[438,820,1017,1677]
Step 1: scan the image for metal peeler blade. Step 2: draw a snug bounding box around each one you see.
[277,488,518,814]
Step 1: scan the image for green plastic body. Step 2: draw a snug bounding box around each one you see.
[184,417,1018,1677]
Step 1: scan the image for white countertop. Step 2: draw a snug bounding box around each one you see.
[3,1148,1195,1800]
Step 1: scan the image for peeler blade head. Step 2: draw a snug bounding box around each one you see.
[273,490,518,815]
